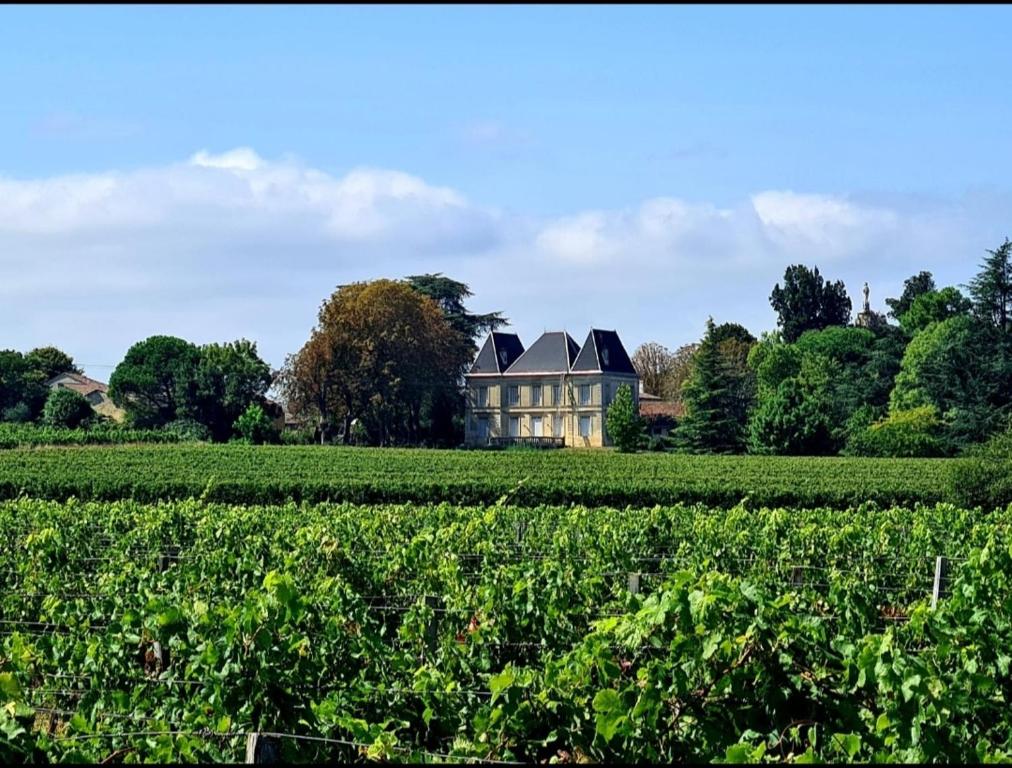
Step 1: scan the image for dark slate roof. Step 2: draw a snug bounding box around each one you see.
[504,331,580,374]
[469,332,525,374]
[571,329,637,375]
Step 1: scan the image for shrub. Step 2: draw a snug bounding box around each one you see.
[949,420,1012,510]
[233,403,279,445]
[280,426,317,446]
[42,388,95,429]
[162,419,212,443]
[606,384,645,453]
[845,406,945,458]
[1,402,33,423]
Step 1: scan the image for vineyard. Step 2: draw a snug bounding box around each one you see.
[2,498,1012,763]
[0,445,957,507]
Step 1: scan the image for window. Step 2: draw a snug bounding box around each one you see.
[603,383,611,408]
[579,415,593,438]
[477,386,488,408]
[509,416,521,437]
[507,385,519,406]
[532,384,542,406]
[553,414,564,438]
[551,384,561,406]
[531,416,543,437]
[579,384,592,406]
[476,416,489,439]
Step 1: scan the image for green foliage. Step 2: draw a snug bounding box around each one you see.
[949,419,1012,509]
[0,423,185,449]
[161,419,212,442]
[845,406,945,458]
[674,318,751,453]
[24,346,81,380]
[41,388,94,429]
[0,444,952,508]
[890,316,1012,449]
[1,499,1011,761]
[886,270,936,319]
[605,384,644,453]
[769,264,852,342]
[109,336,201,428]
[233,403,279,445]
[0,350,47,422]
[967,237,1012,333]
[186,340,273,442]
[898,287,972,335]
[747,359,835,455]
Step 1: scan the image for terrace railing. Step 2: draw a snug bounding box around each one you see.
[488,436,565,449]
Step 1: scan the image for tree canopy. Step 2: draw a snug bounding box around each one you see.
[769,264,852,342]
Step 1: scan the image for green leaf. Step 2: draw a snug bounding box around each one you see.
[592,688,621,713]
[875,712,890,734]
[0,673,20,700]
[595,711,626,744]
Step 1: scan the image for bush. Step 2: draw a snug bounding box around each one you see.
[233,403,279,445]
[606,384,645,453]
[1,402,33,423]
[949,420,1012,510]
[161,419,212,443]
[646,434,672,452]
[280,426,318,446]
[42,388,95,429]
[845,406,945,458]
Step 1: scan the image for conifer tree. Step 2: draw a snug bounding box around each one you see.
[673,318,743,453]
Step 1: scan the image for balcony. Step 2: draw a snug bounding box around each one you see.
[488,436,565,449]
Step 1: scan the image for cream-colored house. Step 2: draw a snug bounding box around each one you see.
[46,372,126,422]
[464,329,639,448]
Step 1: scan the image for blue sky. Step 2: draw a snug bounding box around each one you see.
[3,5,1012,378]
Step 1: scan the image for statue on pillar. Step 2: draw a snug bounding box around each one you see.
[855,280,884,331]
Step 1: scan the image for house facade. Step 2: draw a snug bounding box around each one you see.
[464,329,639,448]
[46,372,126,422]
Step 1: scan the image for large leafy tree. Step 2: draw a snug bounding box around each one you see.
[889,315,1012,449]
[673,318,748,453]
[0,350,48,421]
[898,287,972,335]
[25,346,81,381]
[109,336,202,427]
[405,273,506,351]
[405,273,505,446]
[185,340,273,442]
[885,271,936,320]
[769,264,852,342]
[747,352,836,455]
[968,238,1012,333]
[281,279,471,446]
[631,342,674,397]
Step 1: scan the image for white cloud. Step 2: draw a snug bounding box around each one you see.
[0,148,1005,378]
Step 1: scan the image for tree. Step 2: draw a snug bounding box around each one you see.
[631,342,674,397]
[0,350,47,422]
[769,265,853,342]
[663,343,700,402]
[186,340,273,442]
[405,273,506,349]
[747,353,836,455]
[405,274,504,446]
[889,315,1012,450]
[108,336,201,427]
[606,384,644,453]
[673,318,746,453]
[233,403,279,445]
[25,347,81,381]
[280,279,471,446]
[898,287,972,335]
[885,271,936,320]
[42,388,95,429]
[967,238,1012,333]
[277,330,343,445]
